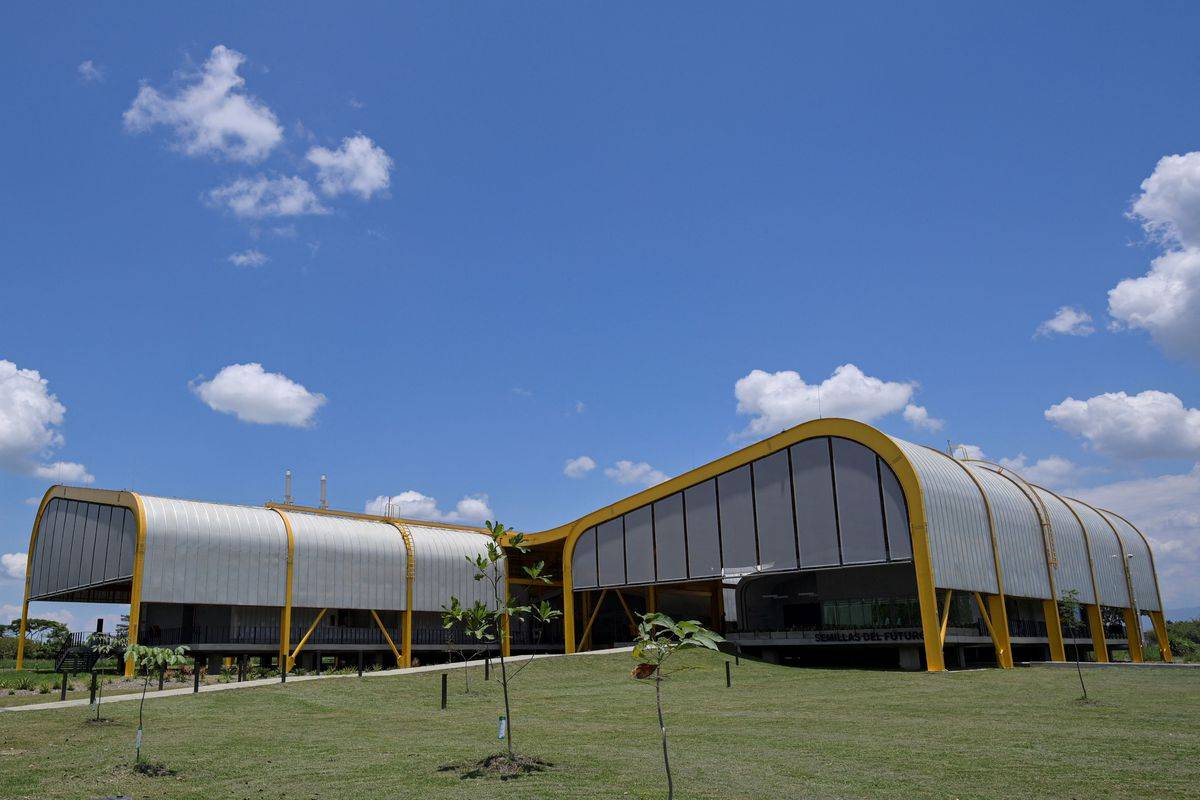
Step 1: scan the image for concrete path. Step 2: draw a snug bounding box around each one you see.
[2,646,634,714]
[1023,659,1198,671]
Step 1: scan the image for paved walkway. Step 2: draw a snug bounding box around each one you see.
[1023,659,1198,670]
[2,646,634,714]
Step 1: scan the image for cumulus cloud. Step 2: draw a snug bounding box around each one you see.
[1108,248,1200,360]
[227,248,269,267]
[0,360,92,483]
[1036,306,1095,338]
[1,553,27,580]
[364,490,493,523]
[902,403,943,431]
[564,456,596,478]
[2,554,26,578]
[207,175,327,219]
[1073,465,1200,608]
[306,135,393,200]
[1045,390,1200,460]
[190,363,326,427]
[952,443,987,460]
[1108,152,1200,361]
[996,454,1082,487]
[734,364,917,439]
[123,45,282,162]
[77,60,103,83]
[605,460,668,487]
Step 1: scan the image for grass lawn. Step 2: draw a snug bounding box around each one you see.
[0,651,1197,799]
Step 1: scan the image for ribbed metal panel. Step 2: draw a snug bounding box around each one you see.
[890,439,997,593]
[288,512,406,611]
[967,465,1051,600]
[1099,511,1161,612]
[1063,499,1131,609]
[1030,488,1095,604]
[140,496,288,607]
[407,525,497,613]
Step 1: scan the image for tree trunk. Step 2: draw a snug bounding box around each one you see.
[1073,640,1087,700]
[655,672,674,800]
[137,674,149,763]
[499,651,513,756]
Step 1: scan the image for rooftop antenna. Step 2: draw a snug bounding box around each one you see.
[284,470,294,505]
[947,439,954,457]
[320,475,328,510]
[817,385,823,419]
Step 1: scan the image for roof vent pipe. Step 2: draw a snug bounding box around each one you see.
[285,470,294,505]
[320,475,328,510]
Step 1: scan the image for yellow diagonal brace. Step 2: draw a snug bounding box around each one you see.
[577,589,607,651]
[370,609,403,668]
[939,589,953,647]
[287,608,327,671]
[614,589,638,634]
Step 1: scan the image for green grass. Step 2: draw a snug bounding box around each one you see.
[1,652,1197,799]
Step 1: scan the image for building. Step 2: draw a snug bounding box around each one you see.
[14,418,1173,674]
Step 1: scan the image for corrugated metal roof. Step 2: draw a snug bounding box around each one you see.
[1099,511,1161,612]
[1064,498,1131,609]
[966,464,1052,600]
[406,524,498,612]
[889,439,998,594]
[140,496,288,607]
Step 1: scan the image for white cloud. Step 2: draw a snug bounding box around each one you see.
[0,360,92,484]
[32,461,94,484]
[24,497,40,506]
[1072,465,1200,608]
[190,363,326,427]
[734,364,917,439]
[605,460,668,487]
[1045,390,1200,460]
[1036,306,1095,338]
[953,443,987,460]
[996,454,1081,487]
[228,248,269,267]
[1,553,27,580]
[1108,247,1200,361]
[77,60,103,83]
[207,175,328,219]
[902,403,944,431]
[564,456,596,479]
[365,490,493,523]
[306,135,393,200]
[1108,152,1200,361]
[1129,152,1200,249]
[123,44,282,162]
[575,400,586,414]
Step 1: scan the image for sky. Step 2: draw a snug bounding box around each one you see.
[2,3,1200,630]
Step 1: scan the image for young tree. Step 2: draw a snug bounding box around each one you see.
[1057,589,1088,700]
[86,633,127,721]
[443,630,485,694]
[125,644,189,764]
[630,612,724,800]
[440,520,561,757]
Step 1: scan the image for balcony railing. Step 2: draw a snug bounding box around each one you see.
[134,620,564,649]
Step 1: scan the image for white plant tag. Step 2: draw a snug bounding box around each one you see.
[497,715,507,740]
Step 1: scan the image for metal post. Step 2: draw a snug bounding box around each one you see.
[735,651,740,666]
[484,656,490,681]
[440,673,448,710]
[725,661,731,688]
[358,651,364,677]
[158,668,165,691]
[315,652,322,675]
[89,672,98,704]
[193,659,201,693]
[60,672,69,700]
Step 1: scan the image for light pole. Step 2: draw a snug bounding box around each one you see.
[1112,552,1142,654]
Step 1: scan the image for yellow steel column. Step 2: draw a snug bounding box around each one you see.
[124,493,149,678]
[1122,608,1144,663]
[370,610,403,668]
[1085,604,1109,663]
[1043,599,1066,662]
[384,521,416,668]
[647,585,656,614]
[15,489,56,670]
[270,508,296,674]
[287,608,327,670]
[1148,611,1173,662]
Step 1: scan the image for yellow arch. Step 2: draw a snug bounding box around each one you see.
[383,519,416,668]
[928,449,1012,669]
[269,508,297,673]
[529,418,945,671]
[1071,497,1142,662]
[14,485,58,670]
[1037,485,1108,663]
[1100,509,1172,663]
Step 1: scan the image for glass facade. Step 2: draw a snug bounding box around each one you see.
[30,497,136,600]
[571,436,912,590]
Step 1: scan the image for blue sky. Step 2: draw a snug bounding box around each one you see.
[3,3,1200,627]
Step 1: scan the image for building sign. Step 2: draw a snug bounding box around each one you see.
[731,628,924,645]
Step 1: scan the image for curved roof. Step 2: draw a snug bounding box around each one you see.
[528,418,1159,613]
[284,510,408,611]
